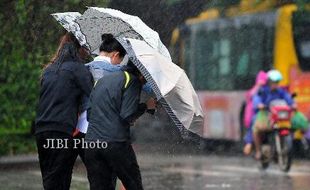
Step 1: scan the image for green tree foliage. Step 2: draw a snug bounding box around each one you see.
[0,0,108,132]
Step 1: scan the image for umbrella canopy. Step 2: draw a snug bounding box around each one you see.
[51,12,90,49]
[76,7,171,60]
[118,38,204,136]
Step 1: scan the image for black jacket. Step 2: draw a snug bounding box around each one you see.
[86,68,146,142]
[35,44,93,135]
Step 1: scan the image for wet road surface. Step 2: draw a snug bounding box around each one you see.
[1,152,310,190]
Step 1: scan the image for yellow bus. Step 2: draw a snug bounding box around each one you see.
[170,2,310,141]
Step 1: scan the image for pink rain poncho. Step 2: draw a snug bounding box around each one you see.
[243,71,268,128]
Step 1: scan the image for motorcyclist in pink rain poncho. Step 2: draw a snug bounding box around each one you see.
[243,71,268,155]
[252,70,296,159]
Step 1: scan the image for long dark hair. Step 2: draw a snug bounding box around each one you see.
[45,32,88,69]
[99,34,126,57]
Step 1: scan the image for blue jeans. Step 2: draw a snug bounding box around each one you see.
[244,116,256,144]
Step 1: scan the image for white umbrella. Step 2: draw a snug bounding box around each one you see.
[119,38,204,136]
[51,12,90,49]
[76,7,171,60]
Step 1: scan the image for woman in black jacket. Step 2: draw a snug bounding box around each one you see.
[35,32,93,190]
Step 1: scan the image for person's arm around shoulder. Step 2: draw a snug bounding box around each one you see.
[253,88,265,110]
[73,62,94,97]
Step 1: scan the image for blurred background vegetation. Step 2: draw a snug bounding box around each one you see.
[0,0,111,155]
[0,0,308,155]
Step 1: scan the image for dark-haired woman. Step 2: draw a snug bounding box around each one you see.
[86,34,126,83]
[35,32,93,190]
[76,33,126,135]
[84,34,156,190]
[74,33,126,189]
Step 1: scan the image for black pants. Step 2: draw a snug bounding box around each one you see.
[73,131,86,163]
[85,142,143,190]
[36,131,78,190]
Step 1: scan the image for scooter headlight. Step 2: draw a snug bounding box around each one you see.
[278,111,289,119]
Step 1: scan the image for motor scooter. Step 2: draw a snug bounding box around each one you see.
[260,99,294,172]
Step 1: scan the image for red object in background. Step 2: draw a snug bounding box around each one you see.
[289,66,310,119]
[197,91,245,141]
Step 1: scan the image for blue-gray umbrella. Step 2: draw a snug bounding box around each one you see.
[76,7,171,60]
[51,12,90,50]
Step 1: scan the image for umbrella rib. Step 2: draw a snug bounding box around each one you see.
[73,18,91,50]
[114,29,142,40]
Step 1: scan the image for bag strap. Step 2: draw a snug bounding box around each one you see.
[123,71,131,89]
[93,71,131,89]
[120,71,132,103]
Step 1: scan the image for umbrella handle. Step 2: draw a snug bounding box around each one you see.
[146,109,156,115]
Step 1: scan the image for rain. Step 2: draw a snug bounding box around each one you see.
[1,0,310,190]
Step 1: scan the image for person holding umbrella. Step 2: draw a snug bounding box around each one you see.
[75,34,126,136]
[75,6,203,138]
[35,32,93,190]
[75,33,127,189]
[77,33,153,134]
[84,55,156,190]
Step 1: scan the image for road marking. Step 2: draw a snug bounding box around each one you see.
[163,164,310,178]
[163,167,235,177]
[205,183,232,189]
[216,165,310,177]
